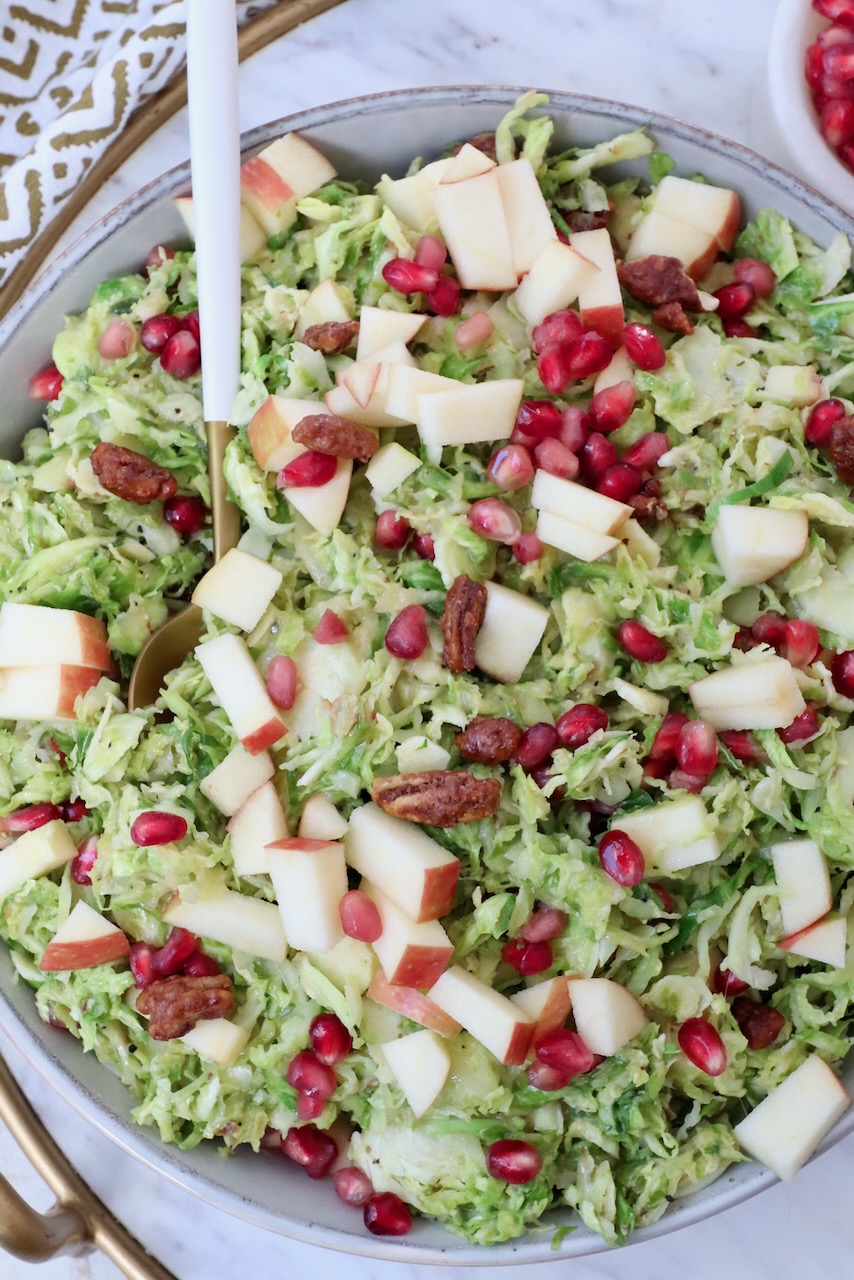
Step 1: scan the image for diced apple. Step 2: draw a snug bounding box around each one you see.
[770,838,832,937]
[182,1018,250,1067]
[383,366,458,424]
[377,158,453,234]
[612,678,669,718]
[364,442,421,497]
[356,307,426,362]
[174,195,266,263]
[200,745,274,818]
[511,241,598,328]
[0,603,110,671]
[298,794,349,841]
[417,379,524,451]
[282,635,364,745]
[164,886,287,963]
[360,339,416,371]
[568,977,648,1056]
[780,913,847,967]
[252,131,336,202]
[495,157,557,277]
[434,170,517,291]
[239,158,296,238]
[247,396,322,472]
[38,901,129,972]
[192,548,282,632]
[344,802,459,923]
[361,882,453,987]
[0,820,77,904]
[531,471,632,534]
[763,365,824,408]
[326,371,409,430]
[620,518,661,568]
[0,664,101,722]
[536,512,621,562]
[295,279,353,337]
[440,142,496,183]
[474,581,549,684]
[427,965,534,1066]
[569,227,625,346]
[653,175,741,251]
[228,780,288,877]
[688,657,806,730]
[734,1054,850,1181]
[510,977,572,1041]
[625,210,718,281]
[195,633,287,754]
[711,506,809,587]
[380,1028,451,1117]
[593,347,634,396]
[305,935,376,996]
[610,795,719,873]
[367,970,461,1038]
[396,736,451,774]
[282,458,353,538]
[266,837,347,954]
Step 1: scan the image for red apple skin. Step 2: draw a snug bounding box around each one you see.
[247,398,289,471]
[527,982,572,1042]
[267,837,339,854]
[501,1020,536,1068]
[39,932,130,972]
[685,241,721,281]
[75,615,111,670]
[367,971,462,1038]
[713,194,742,252]
[581,304,625,350]
[385,943,454,989]
[415,860,460,923]
[56,666,103,717]
[240,156,295,210]
[241,715,287,755]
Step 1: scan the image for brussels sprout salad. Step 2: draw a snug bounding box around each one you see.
[3,92,854,1247]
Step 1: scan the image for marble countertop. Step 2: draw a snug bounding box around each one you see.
[6,0,852,1277]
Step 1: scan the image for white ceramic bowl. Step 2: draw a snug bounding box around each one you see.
[2,86,854,1267]
[755,0,854,211]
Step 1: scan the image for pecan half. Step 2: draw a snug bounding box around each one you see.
[441,575,487,674]
[652,301,695,335]
[630,477,668,523]
[455,716,522,764]
[136,974,234,1040]
[91,442,178,504]
[828,415,854,486]
[450,131,497,160]
[292,413,378,462]
[562,204,613,233]
[371,770,501,825]
[302,320,360,355]
[617,255,702,311]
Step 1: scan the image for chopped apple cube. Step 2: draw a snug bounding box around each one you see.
[495,157,557,277]
[192,548,282,632]
[688,657,806,730]
[377,157,453,233]
[367,970,461,1038]
[297,794,349,841]
[164,886,287,962]
[362,882,453,988]
[770,838,832,936]
[383,366,458,423]
[195,634,287,754]
[247,395,322,472]
[267,837,348,954]
[396,736,451,774]
[0,603,110,670]
[417,379,524,450]
[593,347,634,396]
[344,802,459,923]
[510,977,572,1042]
[239,159,296,238]
[440,142,496,183]
[427,965,534,1066]
[652,175,741,250]
[511,241,598,328]
[536,512,621,562]
[364,442,421,497]
[781,913,847,967]
[711,506,809,587]
[531,471,632,534]
[38,901,129,972]
[569,227,625,346]
[763,365,824,408]
[281,635,364,744]
[174,195,266,262]
[568,978,648,1055]
[282,458,353,537]
[734,1054,849,1181]
[296,280,352,337]
[200,745,275,818]
[625,210,718,281]
[0,820,78,904]
[474,581,549,684]
[228,780,288,877]
[620,518,661,569]
[434,170,517,290]
[356,307,426,362]
[0,664,102,723]
[182,1018,250,1067]
[380,1028,451,1117]
[610,795,719,873]
[250,131,336,202]
[326,372,409,430]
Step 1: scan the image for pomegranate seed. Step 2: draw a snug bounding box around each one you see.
[751,612,787,648]
[144,244,174,272]
[805,397,846,446]
[643,756,670,781]
[488,444,535,491]
[266,655,298,709]
[598,830,645,887]
[781,619,820,668]
[723,320,755,339]
[535,436,579,479]
[521,906,567,943]
[502,937,553,975]
[733,626,758,652]
[530,760,566,802]
[622,322,666,371]
[713,282,755,320]
[532,309,583,353]
[668,768,709,794]
[364,1191,412,1235]
[616,619,667,663]
[597,462,643,502]
[526,1059,572,1091]
[179,310,201,343]
[513,722,559,771]
[314,609,348,645]
[537,342,573,394]
[710,963,749,997]
[309,1013,353,1066]
[839,139,854,170]
[296,1093,326,1122]
[283,1124,338,1179]
[97,318,136,361]
[3,803,61,833]
[676,720,718,775]
[778,703,821,744]
[678,1017,727,1075]
[163,494,207,536]
[455,310,493,350]
[535,1028,597,1076]
[287,1049,337,1099]
[415,235,447,271]
[513,399,563,446]
[567,331,613,379]
[513,533,543,563]
[60,797,89,823]
[413,532,435,560]
[815,0,854,26]
[719,730,767,765]
[140,313,182,354]
[649,711,689,760]
[129,942,157,989]
[182,950,221,977]
[152,927,197,976]
[339,889,382,942]
[375,509,411,550]
[130,811,188,846]
[486,1139,542,1184]
[426,275,462,316]
[333,1166,373,1207]
[650,883,675,913]
[70,836,98,886]
[821,95,854,148]
[382,257,438,294]
[580,432,618,485]
[556,703,608,749]
[733,258,776,299]
[160,329,201,379]
[807,41,828,91]
[589,381,636,433]
[468,497,522,544]
[279,451,336,488]
[28,365,64,400]
[731,996,785,1049]
[558,405,590,452]
[385,604,428,660]
[622,432,670,472]
[831,649,854,696]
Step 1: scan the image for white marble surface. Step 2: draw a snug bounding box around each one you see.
[7,0,851,1277]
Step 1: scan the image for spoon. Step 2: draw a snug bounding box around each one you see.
[128,0,242,711]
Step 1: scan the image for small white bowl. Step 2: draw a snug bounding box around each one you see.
[754,0,854,212]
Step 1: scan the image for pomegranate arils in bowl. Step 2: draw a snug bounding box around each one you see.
[622,432,670,472]
[678,1017,728,1076]
[160,329,201,379]
[339,889,382,942]
[334,1166,373,1207]
[831,648,854,696]
[382,257,438,295]
[279,450,336,488]
[265,654,298,710]
[309,1013,353,1066]
[3,803,61,833]
[70,837,98,886]
[649,711,688,760]
[140,313,182,354]
[468,497,522,544]
[455,309,494,350]
[314,609,348,644]
[283,1124,338,1180]
[27,365,64,400]
[713,282,755,320]
[616,619,668,663]
[163,494,207,536]
[385,604,428,660]
[622,322,665,371]
[566,331,613,379]
[733,257,777,298]
[675,720,718,776]
[805,397,846,445]
[486,1139,542,1184]
[129,811,188,846]
[534,436,579,479]
[597,462,643,502]
[363,1191,412,1236]
[731,996,786,1050]
[98,318,136,360]
[532,309,583,353]
[780,619,820,668]
[580,432,618,485]
[513,532,543,564]
[598,830,645,887]
[414,235,447,271]
[537,342,573,394]
[502,937,553,975]
[514,399,563,444]
[556,703,608,749]
[427,274,462,316]
[521,905,568,943]
[513,722,559,771]
[588,381,636,433]
[287,1049,337,1101]
[374,509,411,550]
[535,1028,597,1077]
[151,927,197,976]
[488,443,535,491]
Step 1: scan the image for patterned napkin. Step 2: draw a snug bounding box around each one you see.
[0,0,279,289]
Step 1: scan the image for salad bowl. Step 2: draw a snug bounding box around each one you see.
[2,85,854,1269]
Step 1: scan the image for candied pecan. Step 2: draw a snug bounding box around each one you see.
[630,478,668,523]
[136,973,234,1040]
[731,996,785,1050]
[91,442,178,504]
[371,770,501,825]
[455,716,522,764]
[828,415,854,486]
[562,204,613,233]
[450,131,497,160]
[441,575,487,674]
[652,301,695,335]
[617,255,702,311]
[302,320,360,355]
[291,413,378,462]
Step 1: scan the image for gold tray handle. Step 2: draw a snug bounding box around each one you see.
[0,1052,175,1279]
